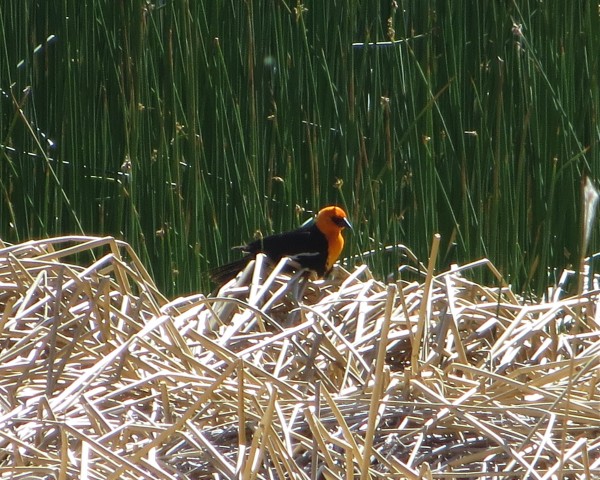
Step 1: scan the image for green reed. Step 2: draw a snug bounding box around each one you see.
[1,1,597,296]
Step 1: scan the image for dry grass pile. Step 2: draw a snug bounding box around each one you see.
[0,236,599,479]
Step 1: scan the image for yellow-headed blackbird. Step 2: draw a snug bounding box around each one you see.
[210,206,352,285]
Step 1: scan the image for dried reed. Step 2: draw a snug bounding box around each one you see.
[0,236,598,479]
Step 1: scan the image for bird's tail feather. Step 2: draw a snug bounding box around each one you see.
[209,257,252,285]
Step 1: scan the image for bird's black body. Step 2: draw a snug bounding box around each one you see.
[242,222,329,275]
[209,206,351,286]
[209,221,327,285]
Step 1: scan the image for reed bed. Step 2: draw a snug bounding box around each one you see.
[0,236,598,479]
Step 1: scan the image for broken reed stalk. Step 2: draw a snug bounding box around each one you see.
[361,283,397,480]
[412,233,441,374]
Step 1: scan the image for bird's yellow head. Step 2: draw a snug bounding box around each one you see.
[315,206,352,237]
[315,206,351,271]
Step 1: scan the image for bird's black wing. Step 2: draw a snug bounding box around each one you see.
[243,224,329,275]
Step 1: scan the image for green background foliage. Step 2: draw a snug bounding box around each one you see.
[1,1,598,296]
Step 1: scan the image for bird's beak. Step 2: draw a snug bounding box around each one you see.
[335,217,352,230]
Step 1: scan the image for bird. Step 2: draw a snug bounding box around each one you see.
[209,206,352,285]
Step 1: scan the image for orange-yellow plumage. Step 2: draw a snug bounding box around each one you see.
[314,206,349,271]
